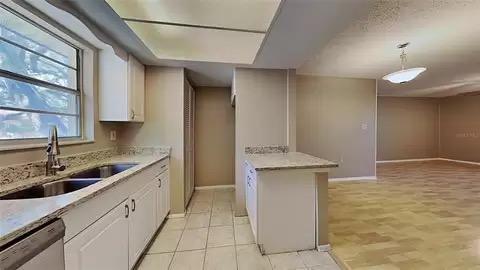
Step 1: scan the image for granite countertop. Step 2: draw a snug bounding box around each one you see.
[246,152,338,171]
[0,153,168,247]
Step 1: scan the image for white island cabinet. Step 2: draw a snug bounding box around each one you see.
[64,158,170,270]
[245,152,337,254]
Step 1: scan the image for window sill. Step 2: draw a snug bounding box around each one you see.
[0,140,95,153]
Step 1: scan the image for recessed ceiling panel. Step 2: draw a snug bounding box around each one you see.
[126,21,265,64]
[106,0,281,32]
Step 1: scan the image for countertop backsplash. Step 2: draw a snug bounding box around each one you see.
[244,145,289,154]
[0,146,171,187]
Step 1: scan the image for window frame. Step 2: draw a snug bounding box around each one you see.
[0,3,84,142]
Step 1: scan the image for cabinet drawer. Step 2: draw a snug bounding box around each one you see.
[153,159,169,177]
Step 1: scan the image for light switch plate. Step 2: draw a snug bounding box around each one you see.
[110,130,117,141]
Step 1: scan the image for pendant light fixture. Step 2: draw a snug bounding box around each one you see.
[383,42,426,84]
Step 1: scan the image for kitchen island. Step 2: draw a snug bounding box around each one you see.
[245,151,338,254]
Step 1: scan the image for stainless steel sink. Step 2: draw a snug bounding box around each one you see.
[69,163,138,179]
[0,163,138,200]
[0,179,101,200]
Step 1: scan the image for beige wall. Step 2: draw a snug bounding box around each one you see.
[439,95,480,162]
[194,87,235,187]
[296,75,377,178]
[377,97,439,161]
[0,50,119,167]
[234,68,294,216]
[119,66,186,214]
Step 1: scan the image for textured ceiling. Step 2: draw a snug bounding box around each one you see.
[299,0,480,97]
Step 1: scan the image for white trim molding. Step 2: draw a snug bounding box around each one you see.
[317,244,331,252]
[329,176,377,182]
[376,158,439,164]
[438,158,480,166]
[167,213,186,218]
[376,158,480,166]
[194,185,235,191]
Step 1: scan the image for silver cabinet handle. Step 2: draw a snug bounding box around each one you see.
[125,204,129,218]
[159,179,162,188]
[131,199,136,212]
[130,109,135,120]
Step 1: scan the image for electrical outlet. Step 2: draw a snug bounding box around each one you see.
[110,130,117,141]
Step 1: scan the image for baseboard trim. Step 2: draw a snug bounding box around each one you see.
[329,176,377,182]
[376,158,480,166]
[168,213,186,218]
[376,158,439,164]
[194,185,235,190]
[438,158,480,166]
[317,244,331,252]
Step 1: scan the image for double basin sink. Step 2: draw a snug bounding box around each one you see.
[1,163,138,200]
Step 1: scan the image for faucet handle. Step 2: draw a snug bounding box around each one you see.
[46,144,52,153]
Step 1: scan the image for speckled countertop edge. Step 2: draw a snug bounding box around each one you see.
[0,154,168,248]
[246,152,338,171]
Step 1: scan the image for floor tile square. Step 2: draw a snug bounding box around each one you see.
[191,201,212,213]
[235,223,255,245]
[147,230,182,254]
[163,217,187,231]
[236,244,272,270]
[234,216,250,225]
[298,250,339,269]
[170,250,205,270]
[211,211,233,226]
[268,252,305,270]
[212,201,232,212]
[207,226,235,247]
[186,213,211,229]
[204,246,237,270]
[177,228,208,251]
[137,253,173,270]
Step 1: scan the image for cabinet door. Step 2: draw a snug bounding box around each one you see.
[65,200,129,270]
[129,180,157,268]
[164,172,170,217]
[99,49,129,121]
[127,55,145,122]
[155,171,165,227]
[156,170,170,227]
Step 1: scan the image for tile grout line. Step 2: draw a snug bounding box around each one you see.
[168,197,192,270]
[231,198,239,270]
[200,192,214,270]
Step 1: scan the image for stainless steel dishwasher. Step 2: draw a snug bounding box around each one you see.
[0,219,65,270]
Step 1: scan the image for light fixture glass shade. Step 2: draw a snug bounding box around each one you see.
[382,67,426,83]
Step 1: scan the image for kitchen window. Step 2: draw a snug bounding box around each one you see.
[0,3,81,140]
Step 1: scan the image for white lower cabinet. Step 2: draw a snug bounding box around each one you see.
[65,200,130,270]
[64,159,170,270]
[244,161,316,255]
[156,170,170,227]
[128,180,157,269]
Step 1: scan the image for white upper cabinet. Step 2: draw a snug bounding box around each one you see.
[99,49,145,122]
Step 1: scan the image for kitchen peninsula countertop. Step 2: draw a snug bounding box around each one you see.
[0,153,168,247]
[246,152,338,171]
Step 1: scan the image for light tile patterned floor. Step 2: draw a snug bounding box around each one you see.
[329,161,480,270]
[137,188,340,270]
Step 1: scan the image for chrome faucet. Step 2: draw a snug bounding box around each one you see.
[46,126,65,176]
